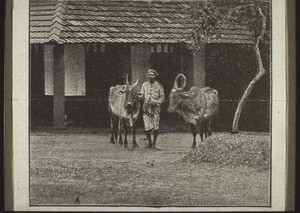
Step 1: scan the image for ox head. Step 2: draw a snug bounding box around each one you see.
[119,74,139,113]
[167,74,186,113]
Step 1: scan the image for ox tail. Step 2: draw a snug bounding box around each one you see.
[108,88,113,113]
[108,102,111,113]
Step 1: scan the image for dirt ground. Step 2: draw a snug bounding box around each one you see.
[30,131,270,207]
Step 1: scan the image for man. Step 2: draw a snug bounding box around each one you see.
[139,69,165,148]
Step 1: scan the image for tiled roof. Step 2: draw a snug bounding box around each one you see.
[30,0,254,44]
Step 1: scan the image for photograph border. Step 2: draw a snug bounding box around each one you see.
[10,0,288,211]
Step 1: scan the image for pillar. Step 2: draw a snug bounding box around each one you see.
[53,44,66,129]
[192,45,206,88]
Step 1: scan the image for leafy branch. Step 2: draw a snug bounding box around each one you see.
[185,1,270,133]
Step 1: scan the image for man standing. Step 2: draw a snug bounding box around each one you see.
[140,69,165,148]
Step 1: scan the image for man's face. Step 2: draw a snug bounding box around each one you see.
[148,73,156,81]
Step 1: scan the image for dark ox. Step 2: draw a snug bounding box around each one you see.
[168,74,219,148]
[108,74,141,148]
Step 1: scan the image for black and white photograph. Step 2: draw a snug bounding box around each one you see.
[8,0,291,211]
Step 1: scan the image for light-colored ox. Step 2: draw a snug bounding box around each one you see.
[168,74,219,148]
[108,74,141,148]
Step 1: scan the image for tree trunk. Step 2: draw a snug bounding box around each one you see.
[231,6,266,134]
[231,44,266,133]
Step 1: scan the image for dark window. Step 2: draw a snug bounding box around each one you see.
[30,44,45,98]
[151,44,173,54]
[149,44,181,96]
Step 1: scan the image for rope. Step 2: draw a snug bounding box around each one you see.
[130,90,170,117]
[131,90,170,104]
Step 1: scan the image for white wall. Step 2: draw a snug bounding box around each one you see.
[131,44,151,87]
[64,44,86,96]
[44,44,54,95]
[44,44,86,96]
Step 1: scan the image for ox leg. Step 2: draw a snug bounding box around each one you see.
[124,124,129,148]
[118,119,123,145]
[207,119,212,137]
[190,124,197,148]
[109,116,116,144]
[114,128,118,142]
[132,125,139,148]
[118,131,123,145]
[204,120,208,139]
[199,121,204,142]
[110,120,115,143]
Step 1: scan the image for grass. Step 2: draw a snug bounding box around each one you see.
[30,131,270,206]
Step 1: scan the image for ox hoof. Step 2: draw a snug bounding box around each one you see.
[152,146,162,150]
[132,143,139,148]
[191,144,197,149]
[109,140,115,144]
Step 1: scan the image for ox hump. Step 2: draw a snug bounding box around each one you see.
[110,85,125,92]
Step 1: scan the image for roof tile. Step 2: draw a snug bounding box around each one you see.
[30,0,254,44]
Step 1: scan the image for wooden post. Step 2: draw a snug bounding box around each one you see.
[53,44,66,129]
[192,45,206,87]
[180,43,183,73]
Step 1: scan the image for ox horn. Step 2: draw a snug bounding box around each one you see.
[125,73,129,85]
[174,74,186,91]
[174,76,178,89]
[133,77,139,87]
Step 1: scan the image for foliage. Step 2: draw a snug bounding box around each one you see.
[186,0,271,133]
[186,1,224,51]
[186,0,271,51]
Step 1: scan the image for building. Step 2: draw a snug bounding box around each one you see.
[30,0,270,132]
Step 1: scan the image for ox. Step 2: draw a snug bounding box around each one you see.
[167,74,219,148]
[108,74,141,148]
